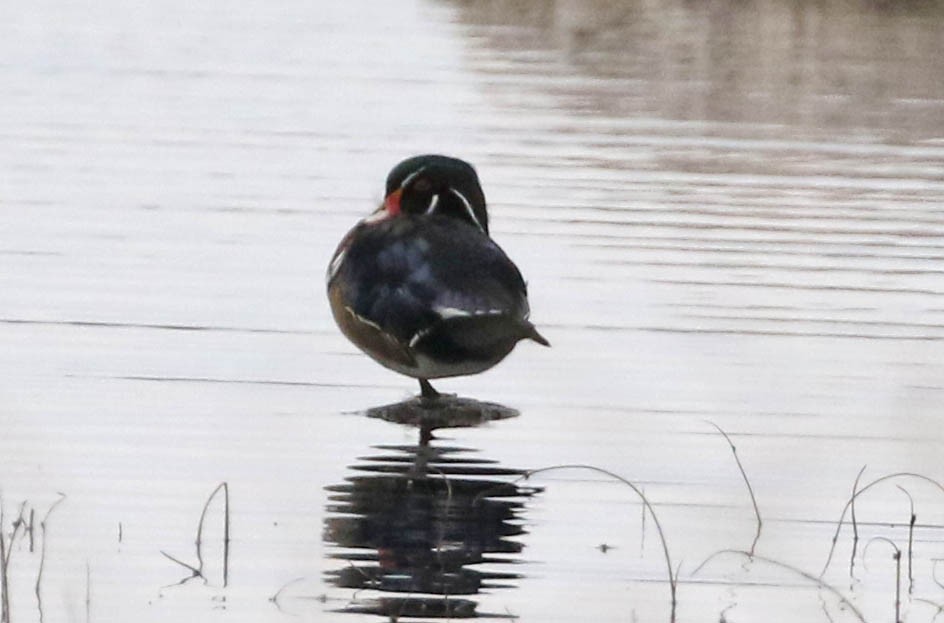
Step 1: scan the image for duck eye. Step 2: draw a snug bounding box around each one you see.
[412,177,432,193]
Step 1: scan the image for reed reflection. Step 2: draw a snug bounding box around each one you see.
[324,396,539,619]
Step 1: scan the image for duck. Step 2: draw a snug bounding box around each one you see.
[327,155,548,398]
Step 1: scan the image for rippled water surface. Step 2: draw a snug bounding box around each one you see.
[2,1,943,621]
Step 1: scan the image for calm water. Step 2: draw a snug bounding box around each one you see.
[2,1,943,621]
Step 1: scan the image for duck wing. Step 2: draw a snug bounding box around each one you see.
[332,216,536,352]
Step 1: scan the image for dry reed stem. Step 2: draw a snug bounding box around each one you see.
[163,482,231,587]
[195,482,230,587]
[933,559,944,590]
[706,421,762,554]
[84,562,90,623]
[160,550,201,580]
[895,485,916,592]
[821,472,944,578]
[849,465,867,577]
[914,597,944,620]
[35,494,66,623]
[864,537,901,623]
[693,550,867,623]
[269,576,306,611]
[0,500,28,623]
[522,464,677,623]
[27,510,34,554]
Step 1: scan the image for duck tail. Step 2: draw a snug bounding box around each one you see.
[525,322,550,347]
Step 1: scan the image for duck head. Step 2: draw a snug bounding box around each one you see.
[381,155,489,234]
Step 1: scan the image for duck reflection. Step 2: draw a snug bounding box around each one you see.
[324,395,539,619]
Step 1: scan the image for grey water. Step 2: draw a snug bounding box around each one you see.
[1,1,943,621]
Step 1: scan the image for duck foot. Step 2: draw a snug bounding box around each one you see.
[419,424,434,447]
[418,378,440,399]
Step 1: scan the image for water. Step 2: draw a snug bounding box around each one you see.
[1,0,943,621]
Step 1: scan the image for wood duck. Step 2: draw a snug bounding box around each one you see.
[327,155,548,398]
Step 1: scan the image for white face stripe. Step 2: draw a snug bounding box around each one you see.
[399,166,427,190]
[397,166,485,232]
[448,187,485,232]
[364,204,393,223]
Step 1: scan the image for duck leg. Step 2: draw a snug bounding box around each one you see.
[419,378,440,399]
